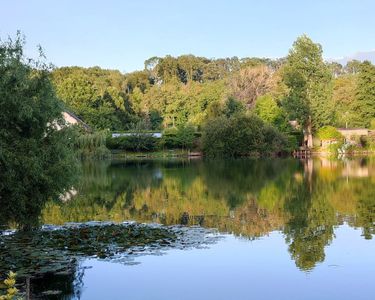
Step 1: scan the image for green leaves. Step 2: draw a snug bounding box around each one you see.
[202,114,289,157]
[355,61,375,127]
[316,126,343,140]
[0,35,78,229]
[52,67,134,131]
[0,222,219,284]
[282,35,333,129]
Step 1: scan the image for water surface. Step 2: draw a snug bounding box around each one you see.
[1,157,375,299]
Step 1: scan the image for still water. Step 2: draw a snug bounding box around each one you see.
[2,158,375,299]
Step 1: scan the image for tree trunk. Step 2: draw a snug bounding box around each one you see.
[304,116,313,148]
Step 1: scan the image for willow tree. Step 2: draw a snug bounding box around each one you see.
[282,35,333,147]
[0,34,78,229]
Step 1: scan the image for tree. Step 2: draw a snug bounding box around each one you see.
[144,56,161,84]
[345,60,362,74]
[254,94,288,130]
[52,66,135,130]
[0,34,78,229]
[124,70,151,93]
[282,35,333,147]
[327,62,343,77]
[222,97,245,118]
[156,55,179,83]
[332,74,358,127]
[176,55,204,83]
[229,65,274,108]
[149,110,163,130]
[354,61,375,127]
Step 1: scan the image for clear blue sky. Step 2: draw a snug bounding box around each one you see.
[2,0,374,72]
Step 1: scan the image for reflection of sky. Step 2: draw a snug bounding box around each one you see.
[79,225,375,300]
[153,169,163,180]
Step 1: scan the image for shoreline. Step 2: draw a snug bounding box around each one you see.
[110,149,203,159]
[111,149,375,160]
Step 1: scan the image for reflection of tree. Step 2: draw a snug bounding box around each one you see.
[284,164,337,271]
[40,157,375,272]
[42,159,298,237]
[0,229,84,298]
[29,263,84,299]
[352,182,375,239]
[201,159,298,208]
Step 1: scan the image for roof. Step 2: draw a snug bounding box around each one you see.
[63,110,92,131]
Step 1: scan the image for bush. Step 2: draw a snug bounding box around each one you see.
[162,127,179,148]
[263,125,290,153]
[316,126,343,141]
[162,125,196,149]
[202,114,289,157]
[0,271,19,300]
[106,134,160,152]
[75,130,111,159]
[201,116,230,157]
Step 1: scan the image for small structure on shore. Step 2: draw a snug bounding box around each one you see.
[336,128,370,144]
[62,111,91,132]
[314,126,374,149]
[111,132,162,138]
[315,126,344,149]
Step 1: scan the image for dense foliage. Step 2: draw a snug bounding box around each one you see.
[282,35,333,130]
[46,34,375,155]
[52,67,136,130]
[3,32,375,159]
[0,35,78,229]
[75,130,111,159]
[202,114,289,157]
[316,126,343,141]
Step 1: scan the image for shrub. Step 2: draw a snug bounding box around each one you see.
[162,127,179,148]
[176,124,196,149]
[316,126,343,141]
[75,130,111,159]
[0,271,19,300]
[202,114,289,157]
[263,125,289,153]
[201,116,230,157]
[106,133,160,152]
[162,125,196,150]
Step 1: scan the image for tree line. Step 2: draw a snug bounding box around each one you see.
[51,35,375,133]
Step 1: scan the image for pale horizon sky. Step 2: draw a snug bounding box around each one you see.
[2,0,375,73]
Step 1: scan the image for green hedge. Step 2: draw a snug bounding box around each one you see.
[106,134,160,152]
[162,125,196,149]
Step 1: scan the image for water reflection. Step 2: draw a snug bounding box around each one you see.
[2,157,375,299]
[39,157,375,271]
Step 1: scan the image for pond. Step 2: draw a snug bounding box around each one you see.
[1,157,375,299]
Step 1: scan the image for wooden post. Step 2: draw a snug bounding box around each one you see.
[26,277,30,300]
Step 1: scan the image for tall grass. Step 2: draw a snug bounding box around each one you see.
[75,131,111,159]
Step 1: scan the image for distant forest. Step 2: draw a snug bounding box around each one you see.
[51,35,375,135]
